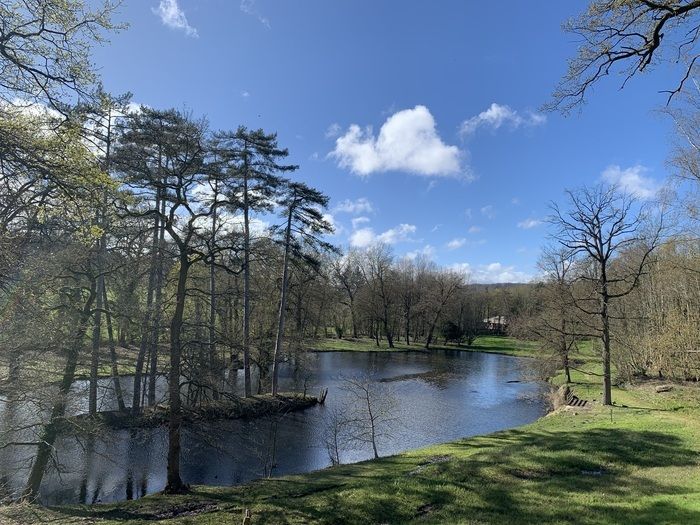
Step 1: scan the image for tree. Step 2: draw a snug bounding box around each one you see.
[210,127,294,397]
[340,374,397,459]
[551,0,700,112]
[514,247,580,383]
[331,250,364,339]
[549,184,663,404]
[360,245,397,348]
[0,0,122,109]
[423,269,462,350]
[270,182,333,396]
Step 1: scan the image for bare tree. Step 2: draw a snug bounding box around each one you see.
[549,184,663,405]
[550,1,700,112]
[340,374,397,459]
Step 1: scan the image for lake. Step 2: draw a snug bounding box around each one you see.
[0,349,547,504]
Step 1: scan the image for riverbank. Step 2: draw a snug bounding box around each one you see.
[3,340,698,524]
[308,335,540,357]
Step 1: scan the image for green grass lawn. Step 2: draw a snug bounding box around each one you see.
[308,335,540,357]
[3,338,699,524]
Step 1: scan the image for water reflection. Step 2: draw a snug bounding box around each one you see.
[1,350,546,504]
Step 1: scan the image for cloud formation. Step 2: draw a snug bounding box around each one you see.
[446,238,466,250]
[334,197,373,215]
[350,223,417,248]
[517,218,543,229]
[451,262,531,284]
[460,103,545,137]
[153,0,198,37]
[331,106,462,177]
[601,164,658,200]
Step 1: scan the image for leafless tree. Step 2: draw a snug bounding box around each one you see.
[549,184,664,405]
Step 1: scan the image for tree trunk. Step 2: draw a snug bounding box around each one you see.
[22,284,97,501]
[133,191,160,415]
[242,168,252,397]
[271,201,294,396]
[103,283,126,412]
[147,195,166,406]
[209,207,219,400]
[89,270,103,416]
[164,252,189,494]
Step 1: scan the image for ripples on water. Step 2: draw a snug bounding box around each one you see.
[0,349,546,504]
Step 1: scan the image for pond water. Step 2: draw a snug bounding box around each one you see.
[0,349,547,505]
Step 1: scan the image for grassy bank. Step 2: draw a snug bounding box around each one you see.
[3,340,699,524]
[308,335,540,357]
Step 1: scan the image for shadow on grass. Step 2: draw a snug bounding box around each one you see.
[44,427,700,524]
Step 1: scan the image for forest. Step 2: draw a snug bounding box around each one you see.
[1,1,700,524]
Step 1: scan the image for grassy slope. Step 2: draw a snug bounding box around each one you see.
[3,339,699,525]
[309,335,540,358]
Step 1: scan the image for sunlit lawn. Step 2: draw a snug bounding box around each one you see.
[308,334,540,357]
[3,335,699,524]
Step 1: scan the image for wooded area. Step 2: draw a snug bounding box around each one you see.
[1,0,700,516]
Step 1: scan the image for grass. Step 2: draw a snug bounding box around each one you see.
[3,338,699,524]
[308,335,540,357]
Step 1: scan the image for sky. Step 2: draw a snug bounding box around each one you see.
[92,0,681,283]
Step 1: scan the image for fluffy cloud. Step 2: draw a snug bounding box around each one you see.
[517,218,543,229]
[450,262,531,284]
[331,106,462,177]
[460,103,545,137]
[601,164,658,200]
[334,197,374,215]
[349,223,417,248]
[446,238,466,250]
[152,0,198,37]
[468,225,482,234]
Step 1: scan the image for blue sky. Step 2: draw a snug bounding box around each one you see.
[93,0,679,283]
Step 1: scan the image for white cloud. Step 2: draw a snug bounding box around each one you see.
[460,103,545,137]
[334,197,373,215]
[331,105,463,177]
[349,228,376,248]
[241,90,250,98]
[325,123,341,139]
[153,0,198,37]
[349,223,417,248]
[405,244,435,260]
[517,218,543,229]
[377,223,417,244]
[601,164,658,200]
[351,216,371,229]
[446,238,466,250]
[450,262,531,284]
[468,225,482,234]
[480,205,495,219]
[240,0,270,28]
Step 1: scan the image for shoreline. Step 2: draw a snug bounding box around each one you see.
[2,340,698,524]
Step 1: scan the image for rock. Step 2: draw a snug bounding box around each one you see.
[655,384,673,393]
